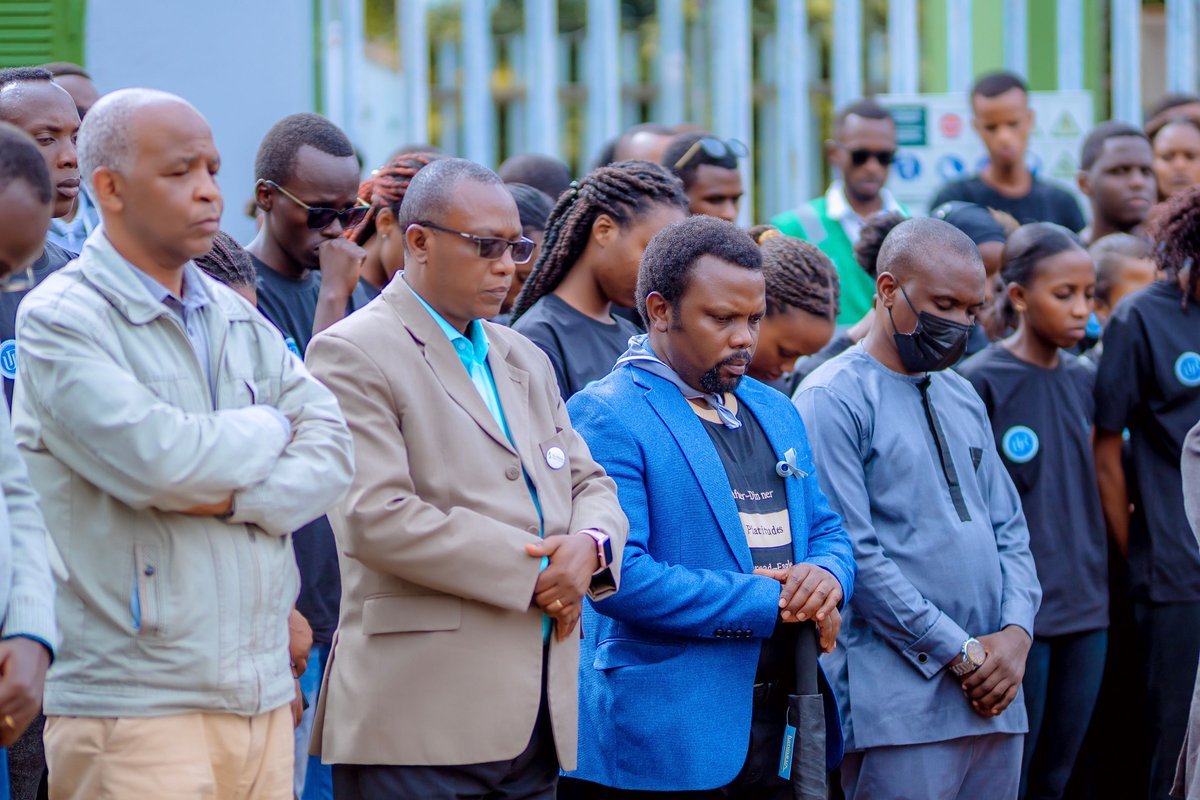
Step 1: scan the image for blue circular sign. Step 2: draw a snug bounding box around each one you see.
[0,340,17,381]
[937,154,966,182]
[893,153,921,181]
[1175,352,1200,387]
[1002,425,1040,464]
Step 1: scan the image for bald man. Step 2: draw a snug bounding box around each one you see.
[794,219,1041,799]
[12,88,354,798]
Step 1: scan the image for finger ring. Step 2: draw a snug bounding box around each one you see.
[550,599,563,612]
[3,715,13,729]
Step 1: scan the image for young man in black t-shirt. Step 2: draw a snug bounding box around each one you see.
[929,72,1085,231]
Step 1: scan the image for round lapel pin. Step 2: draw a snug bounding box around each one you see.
[545,446,566,470]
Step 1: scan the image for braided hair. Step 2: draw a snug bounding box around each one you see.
[195,230,256,289]
[750,226,840,320]
[509,159,686,321]
[347,151,443,245]
[1151,183,1200,309]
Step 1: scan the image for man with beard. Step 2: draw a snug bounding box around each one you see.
[561,215,856,797]
[794,218,1041,798]
[772,99,905,327]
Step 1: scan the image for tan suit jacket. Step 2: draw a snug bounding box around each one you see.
[304,277,626,768]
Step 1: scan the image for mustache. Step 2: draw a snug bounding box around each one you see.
[715,350,752,369]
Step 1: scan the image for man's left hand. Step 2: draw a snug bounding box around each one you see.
[754,563,843,626]
[961,626,1032,717]
[0,638,50,747]
[525,534,598,642]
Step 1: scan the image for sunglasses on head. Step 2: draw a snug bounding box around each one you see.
[673,136,749,171]
[260,180,370,231]
[842,147,896,167]
[412,221,536,264]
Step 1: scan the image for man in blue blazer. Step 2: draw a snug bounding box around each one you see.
[562,216,857,797]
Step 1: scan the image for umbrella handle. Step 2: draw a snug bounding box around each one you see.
[794,620,820,695]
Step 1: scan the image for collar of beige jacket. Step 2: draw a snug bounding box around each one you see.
[384,276,531,460]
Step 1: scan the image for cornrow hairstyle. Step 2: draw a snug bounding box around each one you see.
[508,159,686,322]
[853,211,907,278]
[1150,184,1200,309]
[347,151,442,245]
[194,230,256,289]
[758,233,840,321]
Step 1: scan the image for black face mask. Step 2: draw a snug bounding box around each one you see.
[888,286,972,373]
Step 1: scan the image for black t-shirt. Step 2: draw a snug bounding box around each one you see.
[699,401,796,683]
[252,254,377,643]
[0,241,75,406]
[960,345,1107,635]
[513,294,640,398]
[929,175,1086,231]
[1095,280,1200,603]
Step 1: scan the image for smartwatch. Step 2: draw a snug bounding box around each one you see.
[578,529,612,574]
[950,637,986,677]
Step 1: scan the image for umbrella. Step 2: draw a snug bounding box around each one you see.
[780,621,826,800]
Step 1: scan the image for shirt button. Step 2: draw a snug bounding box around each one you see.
[505,466,520,480]
[917,652,929,664]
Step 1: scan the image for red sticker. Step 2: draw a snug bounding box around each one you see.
[940,113,963,138]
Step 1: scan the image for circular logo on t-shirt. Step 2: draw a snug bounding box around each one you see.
[1175,352,1200,387]
[0,340,17,381]
[1002,426,1040,464]
[545,446,566,470]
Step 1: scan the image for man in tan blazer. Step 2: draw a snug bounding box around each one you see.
[305,158,627,800]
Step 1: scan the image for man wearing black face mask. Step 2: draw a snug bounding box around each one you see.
[794,218,1042,799]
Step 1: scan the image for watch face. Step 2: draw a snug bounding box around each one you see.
[964,639,986,667]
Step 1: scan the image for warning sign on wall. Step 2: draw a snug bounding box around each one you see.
[876,91,1094,217]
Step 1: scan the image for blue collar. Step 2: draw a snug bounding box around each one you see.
[405,277,490,369]
[127,261,211,315]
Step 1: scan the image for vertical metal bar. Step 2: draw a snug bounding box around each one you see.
[709,0,753,225]
[832,0,863,109]
[399,0,429,147]
[777,0,812,211]
[888,0,919,95]
[656,0,685,123]
[461,0,494,166]
[1111,0,1142,124]
[946,0,972,94]
[436,39,458,154]
[586,0,621,167]
[688,17,708,125]
[1004,0,1028,77]
[1056,0,1083,91]
[342,0,364,143]
[324,5,345,131]
[620,32,640,131]
[1167,0,1199,95]
[759,32,779,218]
[507,34,527,161]
[524,0,559,158]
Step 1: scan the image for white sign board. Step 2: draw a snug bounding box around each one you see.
[876,91,1095,217]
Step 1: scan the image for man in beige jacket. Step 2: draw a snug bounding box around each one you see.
[306,157,627,799]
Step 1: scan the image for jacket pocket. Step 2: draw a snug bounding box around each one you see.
[593,638,685,671]
[133,544,163,637]
[361,594,463,635]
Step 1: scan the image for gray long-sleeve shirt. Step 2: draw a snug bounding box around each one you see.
[794,344,1041,750]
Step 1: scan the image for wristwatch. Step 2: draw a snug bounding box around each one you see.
[578,529,613,575]
[950,637,987,677]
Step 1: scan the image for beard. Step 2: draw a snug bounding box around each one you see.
[699,350,752,395]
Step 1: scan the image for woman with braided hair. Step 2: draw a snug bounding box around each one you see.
[511,159,687,397]
[743,225,840,387]
[346,151,443,290]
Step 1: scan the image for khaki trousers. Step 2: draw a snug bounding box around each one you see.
[44,706,293,800]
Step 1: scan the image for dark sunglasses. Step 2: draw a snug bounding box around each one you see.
[413,221,536,264]
[260,180,370,231]
[673,136,749,170]
[841,147,896,167]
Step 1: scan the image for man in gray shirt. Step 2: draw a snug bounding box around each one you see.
[794,218,1041,799]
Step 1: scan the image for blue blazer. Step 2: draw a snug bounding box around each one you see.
[565,366,856,792]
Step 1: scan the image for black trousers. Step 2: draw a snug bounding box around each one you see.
[332,656,558,800]
[559,682,793,800]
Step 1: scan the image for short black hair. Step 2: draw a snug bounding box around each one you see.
[833,99,893,135]
[593,122,676,169]
[931,201,1007,246]
[505,183,554,233]
[1080,121,1148,171]
[194,230,256,288]
[254,112,355,185]
[878,217,982,279]
[40,62,91,80]
[661,131,740,188]
[1001,222,1085,288]
[396,157,506,232]
[1148,94,1200,123]
[496,153,573,199]
[0,122,52,205]
[971,71,1028,101]
[637,215,761,324]
[0,67,54,118]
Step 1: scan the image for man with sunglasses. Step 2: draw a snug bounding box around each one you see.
[246,111,376,800]
[662,131,746,223]
[772,99,905,328]
[305,157,626,799]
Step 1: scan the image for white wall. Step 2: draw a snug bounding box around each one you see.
[85,0,316,244]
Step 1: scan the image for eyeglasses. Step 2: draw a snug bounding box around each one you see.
[259,179,370,231]
[839,147,897,167]
[672,136,749,171]
[412,221,536,264]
